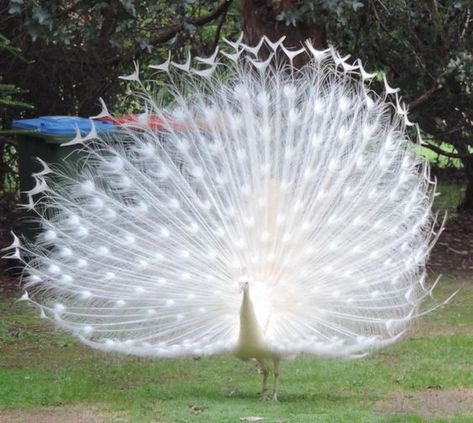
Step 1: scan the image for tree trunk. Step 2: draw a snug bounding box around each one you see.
[455,143,473,212]
[241,0,326,67]
[459,155,473,213]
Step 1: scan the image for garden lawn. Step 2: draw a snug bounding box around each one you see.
[0,276,472,422]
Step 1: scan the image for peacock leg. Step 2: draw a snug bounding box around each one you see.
[272,359,280,401]
[257,359,270,400]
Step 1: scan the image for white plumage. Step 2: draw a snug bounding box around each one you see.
[7,36,450,400]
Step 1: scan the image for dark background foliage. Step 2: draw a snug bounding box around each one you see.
[0,0,472,209]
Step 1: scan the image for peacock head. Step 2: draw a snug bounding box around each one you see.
[238,281,249,294]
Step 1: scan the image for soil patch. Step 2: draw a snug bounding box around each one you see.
[408,316,473,338]
[0,274,22,297]
[0,405,128,423]
[375,388,473,419]
[429,213,473,280]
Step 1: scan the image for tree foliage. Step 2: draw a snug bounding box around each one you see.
[0,32,33,196]
[1,0,473,209]
[1,0,237,117]
[0,34,32,119]
[275,0,473,210]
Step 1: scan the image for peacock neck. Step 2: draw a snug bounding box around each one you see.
[236,285,266,357]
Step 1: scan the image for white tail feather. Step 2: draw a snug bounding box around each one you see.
[18,37,444,359]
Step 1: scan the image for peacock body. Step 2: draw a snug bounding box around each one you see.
[6,36,449,400]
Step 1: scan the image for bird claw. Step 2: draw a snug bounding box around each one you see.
[260,392,278,401]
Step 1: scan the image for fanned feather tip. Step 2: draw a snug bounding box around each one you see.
[17,36,447,359]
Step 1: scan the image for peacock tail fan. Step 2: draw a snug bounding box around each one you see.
[5,35,451,359]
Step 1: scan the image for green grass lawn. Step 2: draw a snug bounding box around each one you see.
[0,277,472,422]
